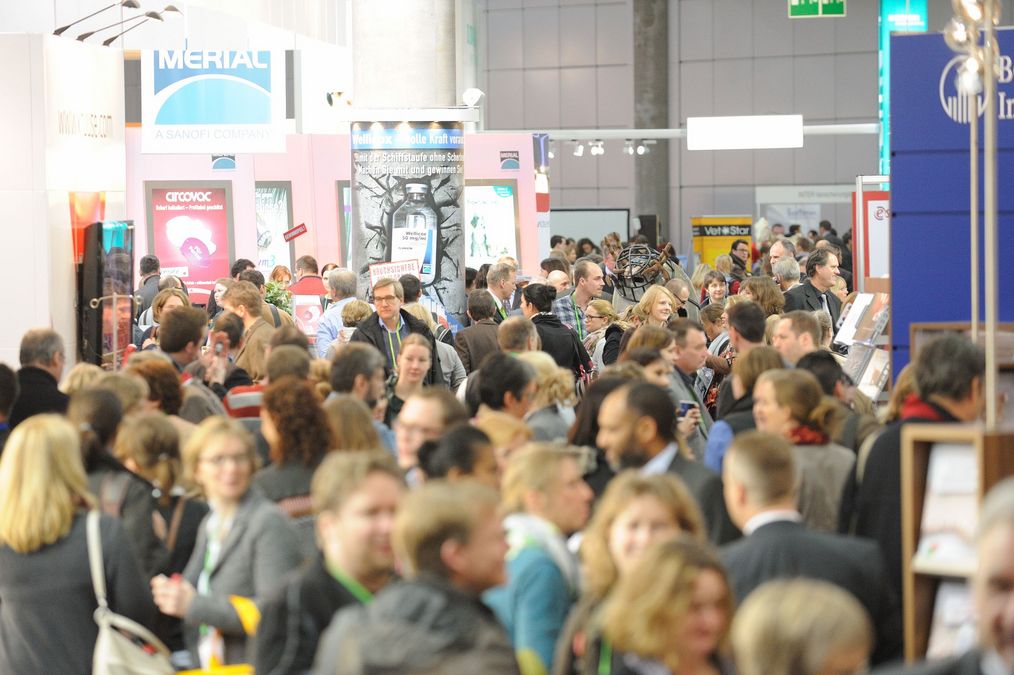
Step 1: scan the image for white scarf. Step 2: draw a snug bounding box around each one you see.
[503,513,581,596]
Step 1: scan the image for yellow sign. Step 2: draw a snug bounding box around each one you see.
[691,216,753,268]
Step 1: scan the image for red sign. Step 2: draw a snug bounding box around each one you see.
[283,222,308,242]
[148,185,231,304]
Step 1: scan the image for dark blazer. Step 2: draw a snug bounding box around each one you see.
[531,313,593,379]
[136,274,160,318]
[350,309,444,386]
[873,649,983,674]
[783,279,842,327]
[666,453,740,546]
[721,519,902,665]
[9,366,69,428]
[455,318,501,374]
[183,489,302,665]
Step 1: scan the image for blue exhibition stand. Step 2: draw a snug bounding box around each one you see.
[889,29,1014,372]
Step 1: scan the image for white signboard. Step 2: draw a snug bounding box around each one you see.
[141,50,286,154]
[865,197,891,277]
[368,259,420,291]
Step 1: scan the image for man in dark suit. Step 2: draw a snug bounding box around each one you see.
[485,262,517,324]
[8,329,68,428]
[455,290,501,374]
[721,431,902,666]
[782,247,842,329]
[597,380,739,545]
[874,478,1014,674]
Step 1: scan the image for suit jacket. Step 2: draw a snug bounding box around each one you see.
[873,649,984,674]
[9,366,69,428]
[235,317,275,383]
[454,319,500,374]
[721,519,902,666]
[667,369,713,461]
[350,309,443,386]
[183,489,302,665]
[783,279,842,328]
[666,453,740,546]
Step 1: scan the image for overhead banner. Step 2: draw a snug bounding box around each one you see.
[254,182,294,272]
[145,181,234,305]
[140,50,286,154]
[464,181,520,268]
[691,215,752,268]
[349,121,466,326]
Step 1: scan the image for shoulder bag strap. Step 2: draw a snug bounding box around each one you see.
[86,510,109,609]
[270,304,281,328]
[164,496,187,552]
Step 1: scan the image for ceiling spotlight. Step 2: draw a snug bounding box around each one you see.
[590,141,605,156]
[573,142,585,157]
[636,143,648,155]
[462,88,485,107]
[624,141,634,155]
[548,147,555,160]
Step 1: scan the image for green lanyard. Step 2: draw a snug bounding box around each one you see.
[498,303,508,319]
[385,322,403,366]
[326,562,374,604]
[598,640,612,675]
[572,296,584,340]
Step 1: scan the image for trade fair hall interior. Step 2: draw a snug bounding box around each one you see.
[0,1,1012,674]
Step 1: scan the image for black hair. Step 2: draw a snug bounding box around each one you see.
[625,381,677,442]
[67,388,123,469]
[417,425,491,479]
[330,343,386,394]
[475,263,491,290]
[0,363,18,417]
[522,283,557,313]
[568,376,629,447]
[465,267,478,290]
[540,257,570,277]
[796,350,845,396]
[550,234,565,248]
[213,311,244,351]
[478,352,535,411]
[139,254,160,275]
[805,248,837,279]
[230,259,256,278]
[726,301,767,344]
[399,275,422,304]
[238,268,266,288]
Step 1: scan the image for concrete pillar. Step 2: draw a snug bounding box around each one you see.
[633,0,670,240]
[351,0,456,108]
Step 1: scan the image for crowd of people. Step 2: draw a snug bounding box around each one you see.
[0,225,1007,675]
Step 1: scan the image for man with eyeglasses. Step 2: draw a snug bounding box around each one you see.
[393,388,470,486]
[550,259,604,339]
[349,278,442,385]
[728,238,752,294]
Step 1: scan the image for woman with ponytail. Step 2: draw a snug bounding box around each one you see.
[752,369,855,532]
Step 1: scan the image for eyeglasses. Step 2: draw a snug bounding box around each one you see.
[374,295,399,304]
[200,453,250,467]
[585,314,606,321]
[734,247,750,254]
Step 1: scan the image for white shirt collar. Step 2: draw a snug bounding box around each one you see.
[743,509,802,536]
[487,288,505,310]
[640,442,680,476]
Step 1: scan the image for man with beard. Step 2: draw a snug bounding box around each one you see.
[329,343,395,452]
[597,380,739,545]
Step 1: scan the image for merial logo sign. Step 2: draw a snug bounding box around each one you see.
[939,53,1014,124]
[152,50,273,126]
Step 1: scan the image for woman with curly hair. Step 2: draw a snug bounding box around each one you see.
[554,472,705,675]
[599,536,735,674]
[254,376,337,557]
[516,351,577,442]
[738,276,785,317]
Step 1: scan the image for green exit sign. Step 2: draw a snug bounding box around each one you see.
[789,0,846,18]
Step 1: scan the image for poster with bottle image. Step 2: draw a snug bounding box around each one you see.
[254,182,294,273]
[349,121,465,327]
[464,180,520,268]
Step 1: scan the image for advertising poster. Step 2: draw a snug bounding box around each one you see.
[69,192,107,264]
[140,50,286,154]
[292,295,324,344]
[851,190,891,279]
[336,180,352,266]
[349,121,466,326]
[691,216,752,268]
[464,181,519,268]
[145,181,234,305]
[254,182,294,272]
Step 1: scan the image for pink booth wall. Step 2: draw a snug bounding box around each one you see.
[126,129,537,276]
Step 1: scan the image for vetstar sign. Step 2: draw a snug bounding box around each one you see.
[141,50,286,154]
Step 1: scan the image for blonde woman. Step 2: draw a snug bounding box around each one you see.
[630,285,678,328]
[60,362,103,395]
[600,536,735,674]
[517,351,577,442]
[0,415,155,674]
[583,299,624,370]
[555,472,705,674]
[690,262,713,304]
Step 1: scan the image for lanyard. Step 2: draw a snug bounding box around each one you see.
[498,303,508,319]
[572,296,584,340]
[326,562,374,604]
[598,640,612,675]
[385,323,403,366]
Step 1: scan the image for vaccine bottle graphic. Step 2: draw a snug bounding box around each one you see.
[391,183,438,284]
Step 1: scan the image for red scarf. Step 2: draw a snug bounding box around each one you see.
[899,394,947,422]
[788,425,829,446]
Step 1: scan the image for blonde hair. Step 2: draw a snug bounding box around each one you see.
[181,416,259,496]
[473,410,533,449]
[713,254,733,275]
[309,358,333,399]
[393,480,501,577]
[756,369,842,436]
[311,451,403,515]
[581,472,705,597]
[0,415,94,553]
[501,444,583,514]
[625,325,673,353]
[114,412,180,507]
[732,579,873,675]
[93,371,150,414]
[516,351,575,408]
[323,395,384,452]
[732,346,783,395]
[632,285,679,326]
[342,300,372,328]
[602,536,732,664]
[151,288,190,323]
[586,299,618,323]
[60,363,103,395]
[690,263,713,296]
[403,303,437,333]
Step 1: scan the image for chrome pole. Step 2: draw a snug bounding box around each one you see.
[982,0,998,428]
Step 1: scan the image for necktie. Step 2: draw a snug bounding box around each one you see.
[819,293,829,314]
[499,304,507,320]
